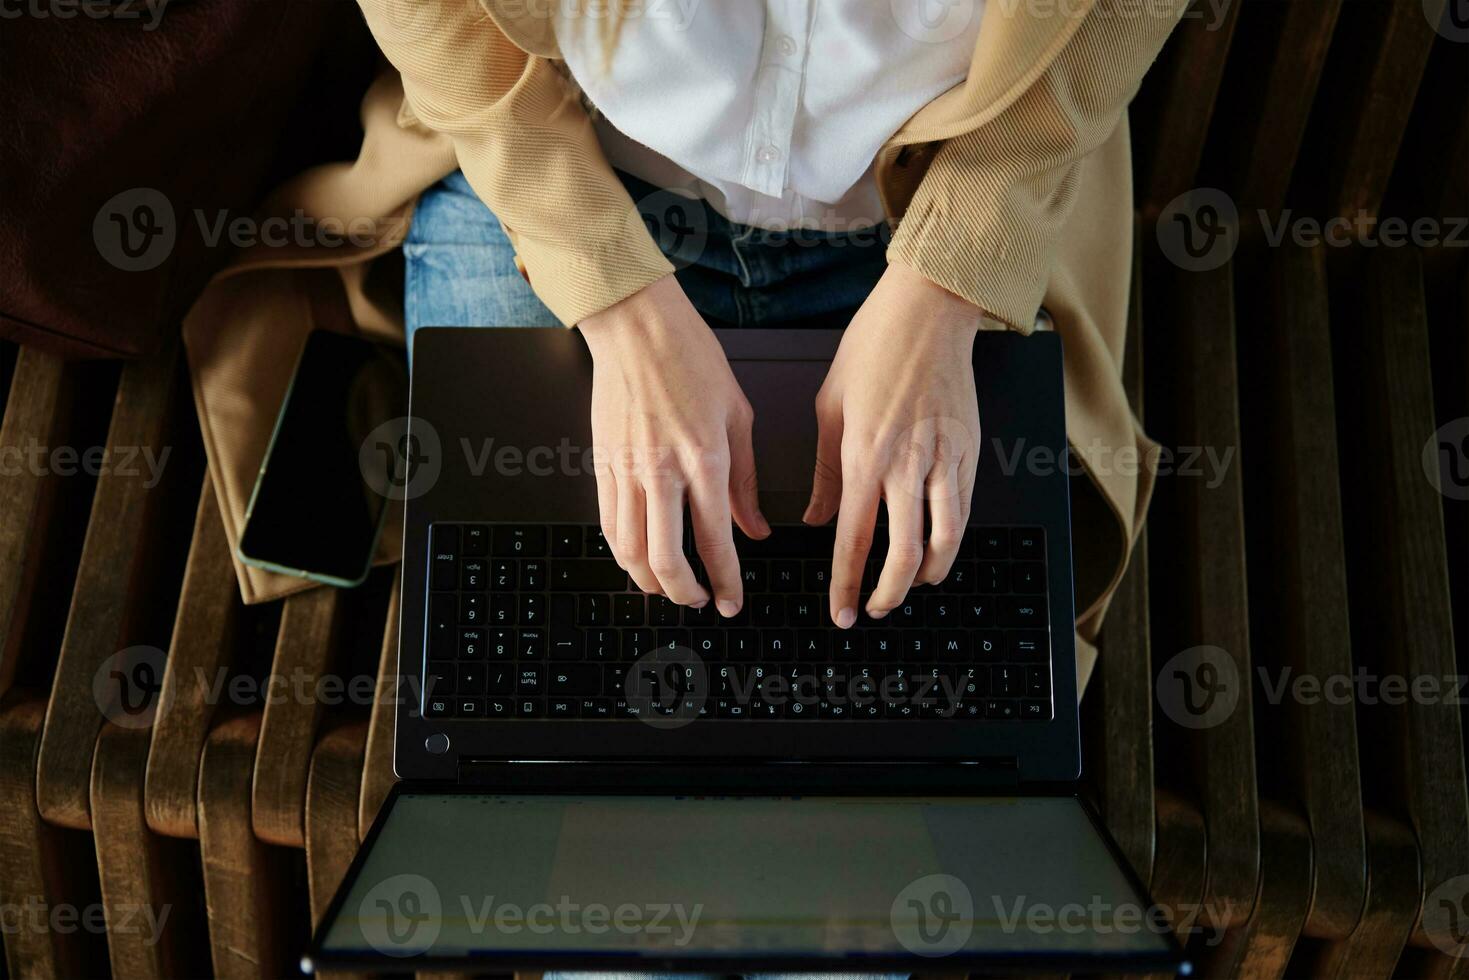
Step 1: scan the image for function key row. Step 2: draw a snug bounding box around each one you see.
[431,523,1045,562]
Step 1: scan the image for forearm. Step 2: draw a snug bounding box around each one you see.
[355,0,672,325]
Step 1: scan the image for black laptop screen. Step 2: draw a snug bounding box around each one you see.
[314,793,1178,969]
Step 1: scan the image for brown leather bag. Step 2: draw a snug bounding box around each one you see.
[0,0,377,358]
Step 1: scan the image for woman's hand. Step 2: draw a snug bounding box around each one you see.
[804,262,984,628]
[579,275,770,615]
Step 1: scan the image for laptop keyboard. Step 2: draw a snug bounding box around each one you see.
[422,523,1053,722]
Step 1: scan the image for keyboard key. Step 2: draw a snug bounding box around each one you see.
[787,595,820,626]
[462,525,488,556]
[431,525,459,589]
[648,596,681,627]
[586,529,613,558]
[494,525,546,556]
[488,629,514,660]
[516,698,544,717]
[425,697,451,718]
[962,597,996,627]
[486,665,513,694]
[457,698,484,719]
[804,561,831,592]
[999,596,1047,628]
[985,698,1017,720]
[750,595,783,627]
[549,665,601,696]
[761,630,794,660]
[521,560,545,590]
[1009,631,1049,661]
[1013,562,1046,594]
[771,560,802,592]
[461,557,487,591]
[797,630,828,659]
[903,631,935,662]
[613,594,645,626]
[550,525,582,557]
[992,665,1020,697]
[1011,527,1044,559]
[888,599,921,627]
[486,697,514,717]
[579,594,610,627]
[520,594,543,626]
[937,631,967,659]
[517,629,545,660]
[459,628,485,658]
[585,628,619,661]
[582,697,613,718]
[550,626,583,660]
[622,628,654,660]
[1020,700,1050,720]
[977,562,1008,594]
[940,561,975,592]
[1025,666,1051,697]
[975,527,1008,558]
[549,698,579,718]
[832,632,865,659]
[692,630,725,659]
[925,595,959,627]
[426,661,454,697]
[973,630,1005,660]
[428,594,456,657]
[456,662,485,694]
[490,560,516,590]
[460,594,486,626]
[517,665,545,694]
[740,563,767,592]
[549,560,627,591]
[489,593,514,625]
[727,630,759,661]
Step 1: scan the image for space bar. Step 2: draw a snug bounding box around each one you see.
[548,560,628,591]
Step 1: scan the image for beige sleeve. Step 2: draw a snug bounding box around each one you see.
[355,0,673,326]
[888,0,1187,331]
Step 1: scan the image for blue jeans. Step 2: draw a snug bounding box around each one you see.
[404,171,889,339]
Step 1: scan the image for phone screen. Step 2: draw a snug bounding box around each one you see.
[239,330,407,585]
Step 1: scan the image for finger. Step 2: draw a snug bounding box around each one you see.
[645,474,709,607]
[916,459,963,586]
[868,447,928,616]
[727,414,770,540]
[688,453,743,617]
[829,463,881,630]
[614,470,661,595]
[594,447,620,565]
[803,402,843,526]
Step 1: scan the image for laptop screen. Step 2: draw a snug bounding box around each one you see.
[314,793,1180,970]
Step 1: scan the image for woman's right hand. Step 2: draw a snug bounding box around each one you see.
[578,275,770,616]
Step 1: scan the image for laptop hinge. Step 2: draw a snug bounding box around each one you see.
[455,758,1022,793]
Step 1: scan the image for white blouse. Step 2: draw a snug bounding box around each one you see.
[552,0,983,232]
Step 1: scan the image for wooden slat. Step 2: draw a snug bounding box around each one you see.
[252,586,341,848]
[145,472,242,839]
[89,722,209,979]
[1150,791,1208,951]
[1312,812,1421,977]
[1196,802,1313,978]
[1134,0,1242,216]
[1350,246,1469,951]
[1162,255,1261,936]
[1237,242,1366,940]
[1320,0,1443,222]
[198,713,294,980]
[0,697,108,978]
[306,721,371,980]
[1088,218,1155,882]
[37,344,185,830]
[1210,0,1343,217]
[359,567,401,839]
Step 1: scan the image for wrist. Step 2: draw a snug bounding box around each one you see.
[879,261,986,338]
[578,275,700,356]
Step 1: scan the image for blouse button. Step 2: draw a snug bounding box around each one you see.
[756,145,781,164]
[776,34,798,56]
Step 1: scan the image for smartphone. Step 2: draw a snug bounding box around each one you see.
[238,330,407,588]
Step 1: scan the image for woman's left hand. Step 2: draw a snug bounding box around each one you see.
[804,262,985,629]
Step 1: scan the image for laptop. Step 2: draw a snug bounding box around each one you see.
[306,326,1189,975]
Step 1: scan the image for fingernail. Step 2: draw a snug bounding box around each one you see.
[690,599,709,610]
[867,606,888,620]
[836,607,856,629]
[717,599,741,618]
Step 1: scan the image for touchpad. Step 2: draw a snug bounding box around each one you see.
[730,359,826,519]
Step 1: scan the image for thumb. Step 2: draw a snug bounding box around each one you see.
[804,405,843,526]
[728,417,770,539]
